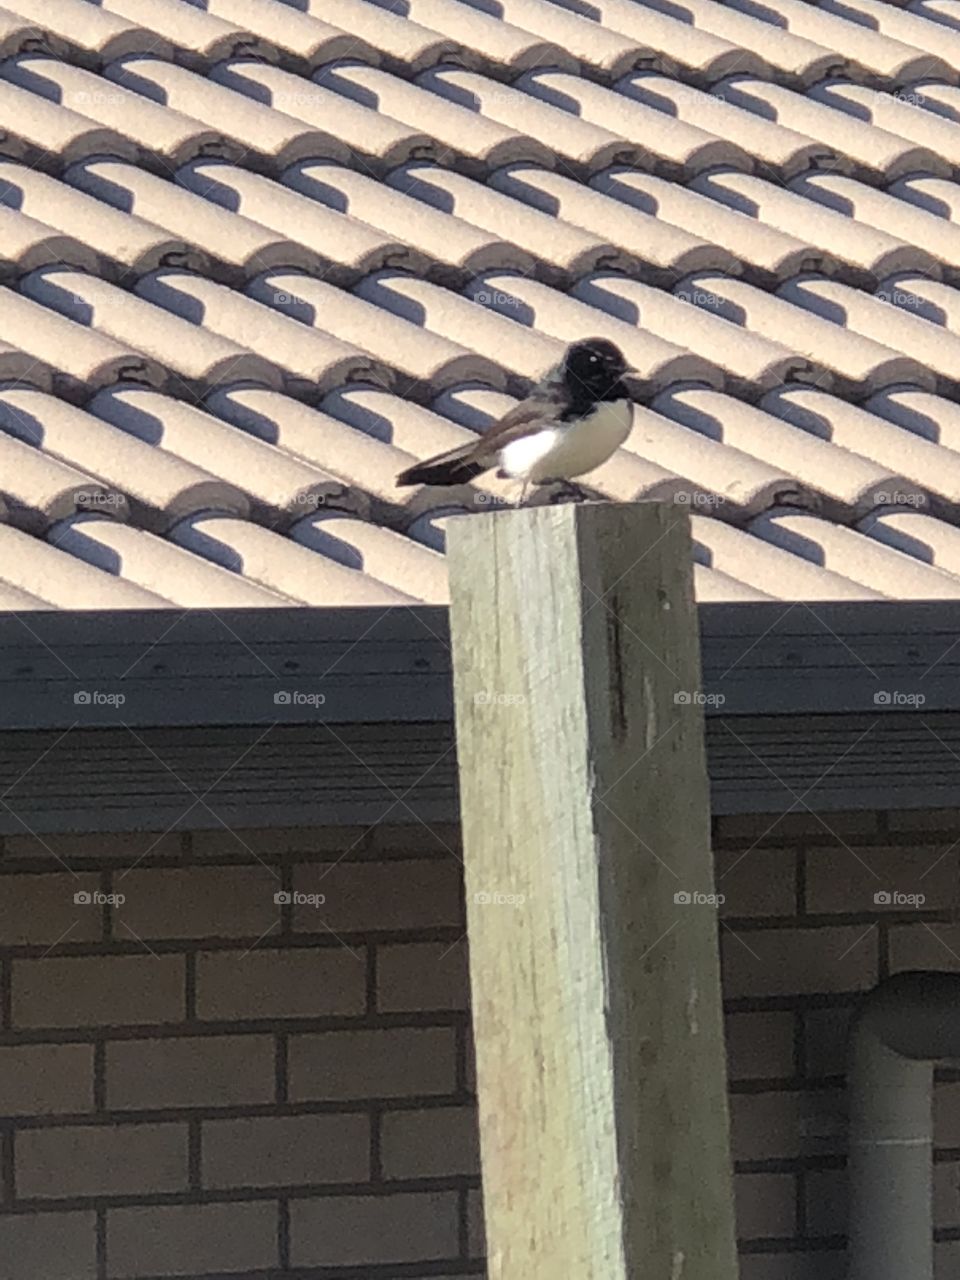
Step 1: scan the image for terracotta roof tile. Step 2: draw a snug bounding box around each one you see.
[293,0,464,75]
[176,160,431,285]
[1,0,171,66]
[490,164,738,285]
[177,0,378,69]
[66,158,321,284]
[0,157,205,278]
[543,0,776,84]
[388,162,636,284]
[98,0,279,68]
[169,514,419,605]
[691,169,937,284]
[720,0,952,83]
[104,55,352,170]
[212,60,442,171]
[50,515,292,607]
[511,68,750,176]
[715,75,951,180]
[87,384,370,525]
[1,523,175,608]
[0,384,249,530]
[617,71,834,179]
[672,271,933,395]
[0,7,45,61]
[19,267,281,396]
[592,167,824,284]
[315,62,554,174]
[288,161,537,285]
[613,0,843,87]
[357,0,579,77]
[0,0,955,604]
[749,508,960,598]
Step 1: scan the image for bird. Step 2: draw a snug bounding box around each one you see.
[395,337,636,504]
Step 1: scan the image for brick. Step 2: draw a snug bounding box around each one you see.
[203,1113,368,1188]
[722,925,877,998]
[292,858,462,933]
[5,832,181,862]
[0,1043,93,1115]
[805,1167,844,1236]
[738,1254,846,1280]
[803,1007,855,1080]
[191,826,371,858]
[889,922,960,972]
[464,1024,476,1094]
[735,1171,796,1239]
[12,954,185,1028]
[729,1090,845,1162]
[196,946,365,1020]
[381,1105,480,1179]
[935,1080,960,1147]
[888,807,960,832]
[0,873,102,945]
[805,843,958,915]
[937,1239,960,1280]
[714,811,878,844]
[107,1202,277,1277]
[371,825,463,857]
[289,1027,457,1102]
[725,1012,795,1081]
[106,1034,275,1110]
[377,942,468,1012]
[936,1158,960,1228]
[17,1123,187,1199]
[0,1210,96,1279]
[117,866,279,939]
[290,1191,459,1268]
[716,847,796,918]
[466,1187,485,1257]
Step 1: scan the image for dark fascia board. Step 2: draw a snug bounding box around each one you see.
[0,599,953,730]
[0,600,955,832]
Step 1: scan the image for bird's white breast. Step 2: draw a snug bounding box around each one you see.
[499,399,633,484]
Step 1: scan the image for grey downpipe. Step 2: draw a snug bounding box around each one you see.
[848,970,960,1280]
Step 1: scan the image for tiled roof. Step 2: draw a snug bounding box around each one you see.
[4,1,960,604]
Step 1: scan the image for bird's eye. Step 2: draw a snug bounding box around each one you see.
[589,354,598,362]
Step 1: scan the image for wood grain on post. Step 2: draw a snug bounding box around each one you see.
[447,501,737,1280]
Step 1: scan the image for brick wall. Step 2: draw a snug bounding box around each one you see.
[715,806,960,1280]
[1,812,959,1278]
[0,823,481,1280]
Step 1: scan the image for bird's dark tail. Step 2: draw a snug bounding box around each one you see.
[396,447,488,488]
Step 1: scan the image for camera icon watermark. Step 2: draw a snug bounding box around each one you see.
[74,690,126,707]
[274,691,326,707]
[674,690,726,707]
[874,890,925,907]
[74,890,125,905]
[674,890,725,906]
[273,890,326,906]
[874,690,925,707]
[474,890,526,907]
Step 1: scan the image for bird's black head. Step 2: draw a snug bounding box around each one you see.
[562,338,633,407]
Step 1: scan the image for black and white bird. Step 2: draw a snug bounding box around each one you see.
[395,338,635,503]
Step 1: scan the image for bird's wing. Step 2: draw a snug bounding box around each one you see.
[471,389,563,463]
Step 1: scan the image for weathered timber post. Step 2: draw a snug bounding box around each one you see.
[447,501,737,1280]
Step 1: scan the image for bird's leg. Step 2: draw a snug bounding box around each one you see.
[546,480,586,504]
[516,478,530,508]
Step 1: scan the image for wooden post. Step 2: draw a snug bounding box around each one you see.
[447,501,737,1280]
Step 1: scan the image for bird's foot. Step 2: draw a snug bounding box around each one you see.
[547,481,587,504]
